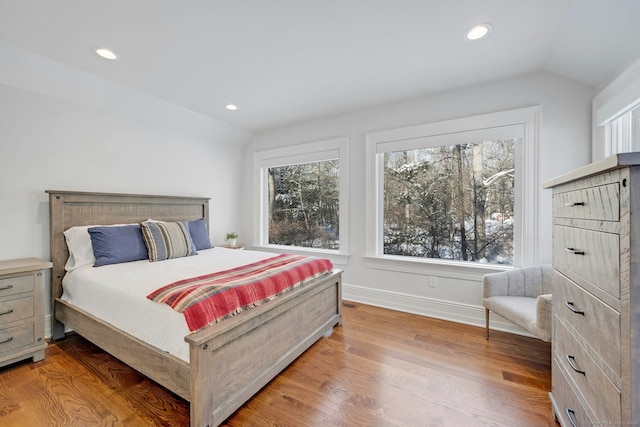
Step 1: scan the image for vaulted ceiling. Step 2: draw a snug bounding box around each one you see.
[1,0,639,132]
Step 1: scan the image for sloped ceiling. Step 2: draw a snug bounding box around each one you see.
[1,0,639,132]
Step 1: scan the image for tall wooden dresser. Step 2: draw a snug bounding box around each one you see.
[543,153,640,426]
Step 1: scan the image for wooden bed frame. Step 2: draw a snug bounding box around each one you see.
[46,190,343,427]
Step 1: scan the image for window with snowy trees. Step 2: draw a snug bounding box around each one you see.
[268,159,340,249]
[254,137,349,254]
[383,140,515,264]
[367,107,542,268]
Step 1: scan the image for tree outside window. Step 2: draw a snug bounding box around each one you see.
[383,139,515,265]
[268,160,340,249]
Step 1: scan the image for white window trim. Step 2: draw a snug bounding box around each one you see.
[605,110,638,156]
[593,56,640,160]
[365,106,542,272]
[253,137,350,261]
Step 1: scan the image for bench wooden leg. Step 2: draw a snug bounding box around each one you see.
[485,308,490,340]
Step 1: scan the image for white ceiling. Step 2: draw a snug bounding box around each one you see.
[1,0,640,132]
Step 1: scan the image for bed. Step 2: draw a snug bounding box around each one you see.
[46,190,343,427]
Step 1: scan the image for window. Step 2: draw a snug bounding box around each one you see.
[383,139,516,264]
[268,159,339,249]
[366,106,541,268]
[254,137,349,255]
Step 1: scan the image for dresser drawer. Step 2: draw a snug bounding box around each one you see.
[552,358,594,427]
[554,273,620,375]
[553,225,619,298]
[554,317,621,422]
[0,322,35,355]
[553,183,619,221]
[0,295,34,326]
[0,274,35,298]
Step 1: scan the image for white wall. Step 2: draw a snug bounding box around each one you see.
[242,70,594,335]
[0,46,251,325]
[0,85,246,254]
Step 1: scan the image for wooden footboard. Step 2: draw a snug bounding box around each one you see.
[187,270,342,426]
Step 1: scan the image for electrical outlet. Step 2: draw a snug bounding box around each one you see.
[428,276,437,288]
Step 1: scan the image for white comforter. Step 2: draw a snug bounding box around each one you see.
[61,247,275,362]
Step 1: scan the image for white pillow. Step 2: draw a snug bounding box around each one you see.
[63,223,136,271]
[63,226,95,271]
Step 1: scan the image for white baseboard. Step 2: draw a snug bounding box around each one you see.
[342,282,535,338]
[45,314,52,339]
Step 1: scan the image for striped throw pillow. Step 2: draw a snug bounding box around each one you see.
[140,221,197,262]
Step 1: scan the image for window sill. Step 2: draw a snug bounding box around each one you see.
[363,254,512,281]
[250,245,350,267]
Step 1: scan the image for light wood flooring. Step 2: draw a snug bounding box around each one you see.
[0,302,554,426]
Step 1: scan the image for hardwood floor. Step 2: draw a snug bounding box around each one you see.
[0,302,554,426]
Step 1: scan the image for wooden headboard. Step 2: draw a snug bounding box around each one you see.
[46,190,210,336]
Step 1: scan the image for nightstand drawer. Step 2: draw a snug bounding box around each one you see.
[554,317,621,422]
[0,295,34,326]
[0,322,35,355]
[0,274,35,297]
[554,272,620,375]
[553,225,619,298]
[553,183,619,221]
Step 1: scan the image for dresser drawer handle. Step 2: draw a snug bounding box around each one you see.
[566,355,586,375]
[565,247,585,255]
[564,202,585,207]
[0,309,14,316]
[0,336,13,345]
[0,284,14,291]
[565,408,578,427]
[564,301,585,315]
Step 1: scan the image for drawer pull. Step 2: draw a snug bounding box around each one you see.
[566,355,586,375]
[565,409,578,427]
[564,301,585,315]
[564,201,585,207]
[0,284,14,291]
[0,336,13,345]
[565,247,585,255]
[0,309,14,316]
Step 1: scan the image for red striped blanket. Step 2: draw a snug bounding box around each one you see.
[147,254,333,332]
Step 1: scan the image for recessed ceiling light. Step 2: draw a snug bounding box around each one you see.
[226,104,238,111]
[464,24,492,41]
[93,47,119,61]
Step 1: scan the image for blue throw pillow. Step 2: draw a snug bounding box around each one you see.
[88,225,149,267]
[189,218,212,250]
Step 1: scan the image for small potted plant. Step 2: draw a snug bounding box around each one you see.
[225,232,238,247]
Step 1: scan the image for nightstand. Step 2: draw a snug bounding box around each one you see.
[221,245,245,250]
[0,258,52,368]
